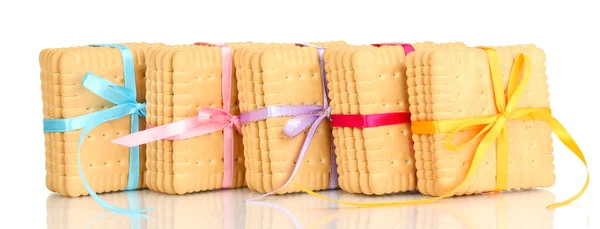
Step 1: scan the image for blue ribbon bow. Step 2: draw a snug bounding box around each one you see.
[43,44,151,214]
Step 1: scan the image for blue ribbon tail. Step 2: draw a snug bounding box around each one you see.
[85,191,155,229]
[76,104,155,214]
[127,191,142,229]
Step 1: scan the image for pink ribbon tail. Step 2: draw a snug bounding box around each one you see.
[111,108,239,147]
[222,126,234,189]
[111,116,202,147]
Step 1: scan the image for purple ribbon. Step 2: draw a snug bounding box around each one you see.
[242,44,338,201]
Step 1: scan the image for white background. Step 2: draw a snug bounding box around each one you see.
[0,0,597,228]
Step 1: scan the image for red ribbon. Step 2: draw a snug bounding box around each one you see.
[331,112,411,128]
[331,42,414,129]
[371,42,415,54]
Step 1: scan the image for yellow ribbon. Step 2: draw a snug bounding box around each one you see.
[295,47,589,209]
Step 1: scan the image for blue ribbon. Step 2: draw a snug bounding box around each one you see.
[43,44,151,213]
[127,191,142,228]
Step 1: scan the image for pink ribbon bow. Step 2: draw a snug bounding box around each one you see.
[111,107,241,146]
[112,43,239,188]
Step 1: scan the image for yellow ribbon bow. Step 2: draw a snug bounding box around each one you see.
[296,47,589,209]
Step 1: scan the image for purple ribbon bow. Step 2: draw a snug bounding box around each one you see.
[242,44,338,201]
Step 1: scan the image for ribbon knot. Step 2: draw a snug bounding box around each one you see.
[229,116,241,129]
[135,103,147,117]
[197,107,242,133]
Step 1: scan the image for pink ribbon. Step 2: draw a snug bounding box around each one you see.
[371,42,415,54]
[111,43,239,189]
[112,107,240,143]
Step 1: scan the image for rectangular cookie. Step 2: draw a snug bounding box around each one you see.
[236,43,297,193]
[325,45,367,193]
[43,46,93,195]
[407,46,555,197]
[41,43,162,197]
[337,46,360,193]
[235,45,259,192]
[324,47,346,191]
[145,46,161,192]
[350,45,415,195]
[142,44,248,194]
[147,45,184,193]
[53,44,156,196]
[406,42,469,196]
[40,47,66,193]
[160,45,189,194]
[240,45,333,194]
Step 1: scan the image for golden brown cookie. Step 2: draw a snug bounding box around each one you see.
[407,46,554,197]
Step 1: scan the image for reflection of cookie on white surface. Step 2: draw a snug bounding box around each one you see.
[500,190,555,229]
[330,190,554,229]
[416,190,555,229]
[144,189,251,229]
[335,192,420,229]
[245,191,339,229]
[46,191,148,229]
[47,189,253,229]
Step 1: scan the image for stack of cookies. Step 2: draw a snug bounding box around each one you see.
[144,43,254,194]
[237,43,344,194]
[407,45,555,196]
[40,43,162,197]
[325,42,466,195]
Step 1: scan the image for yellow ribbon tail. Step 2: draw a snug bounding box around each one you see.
[547,174,590,209]
[293,120,505,208]
[537,112,590,208]
[295,183,445,207]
